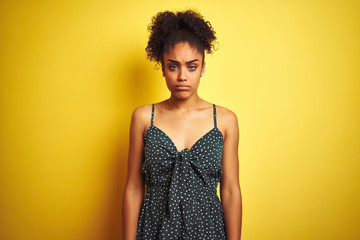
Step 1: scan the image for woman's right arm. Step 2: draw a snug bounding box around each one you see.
[122,106,146,240]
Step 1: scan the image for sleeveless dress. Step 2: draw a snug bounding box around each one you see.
[136,103,226,239]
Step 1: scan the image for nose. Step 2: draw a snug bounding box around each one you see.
[178,66,187,81]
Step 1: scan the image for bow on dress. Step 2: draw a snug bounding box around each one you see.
[168,150,191,224]
[163,146,215,235]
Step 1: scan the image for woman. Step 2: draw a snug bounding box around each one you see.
[123,9,242,239]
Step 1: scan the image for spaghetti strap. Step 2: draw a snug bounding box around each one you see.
[213,103,217,128]
[151,103,155,126]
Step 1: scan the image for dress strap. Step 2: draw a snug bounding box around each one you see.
[151,103,155,126]
[213,103,217,128]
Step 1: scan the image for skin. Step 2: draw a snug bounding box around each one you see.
[122,41,242,239]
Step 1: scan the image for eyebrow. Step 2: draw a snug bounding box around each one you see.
[167,59,199,64]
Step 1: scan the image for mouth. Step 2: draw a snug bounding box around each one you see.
[175,85,190,90]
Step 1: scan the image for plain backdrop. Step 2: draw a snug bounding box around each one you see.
[0,0,359,239]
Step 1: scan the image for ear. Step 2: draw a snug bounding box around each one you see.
[201,61,206,76]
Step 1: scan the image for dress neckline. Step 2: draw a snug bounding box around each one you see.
[144,125,222,153]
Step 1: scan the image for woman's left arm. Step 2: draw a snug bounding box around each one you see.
[220,108,242,240]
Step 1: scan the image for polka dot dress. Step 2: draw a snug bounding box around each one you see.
[136,103,226,239]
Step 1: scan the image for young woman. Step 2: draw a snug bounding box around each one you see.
[123,9,242,239]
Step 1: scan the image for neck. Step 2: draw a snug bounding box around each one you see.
[167,92,202,111]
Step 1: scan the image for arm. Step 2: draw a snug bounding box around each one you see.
[122,106,146,240]
[220,109,242,240]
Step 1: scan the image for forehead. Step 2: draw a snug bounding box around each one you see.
[163,42,202,62]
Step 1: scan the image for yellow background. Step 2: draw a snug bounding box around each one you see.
[0,0,359,239]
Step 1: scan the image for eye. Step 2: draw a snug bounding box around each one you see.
[188,65,197,71]
[169,65,178,70]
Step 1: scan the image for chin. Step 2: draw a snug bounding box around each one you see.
[172,91,190,97]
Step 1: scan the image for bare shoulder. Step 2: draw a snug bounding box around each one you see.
[215,104,239,141]
[216,105,239,127]
[215,105,238,123]
[130,104,153,135]
[131,103,152,118]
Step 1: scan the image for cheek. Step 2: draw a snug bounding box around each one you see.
[164,76,176,86]
[164,72,176,80]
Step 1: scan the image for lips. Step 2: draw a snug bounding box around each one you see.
[175,85,190,90]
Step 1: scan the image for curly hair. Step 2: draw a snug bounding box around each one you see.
[145,9,218,69]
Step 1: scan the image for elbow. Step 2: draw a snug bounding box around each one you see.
[220,183,242,200]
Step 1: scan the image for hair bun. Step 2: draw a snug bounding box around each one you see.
[146,9,217,68]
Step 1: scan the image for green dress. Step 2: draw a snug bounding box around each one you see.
[136,103,226,239]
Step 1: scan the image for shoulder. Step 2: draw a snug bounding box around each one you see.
[130,104,154,134]
[131,103,153,119]
[215,104,238,125]
[215,104,239,140]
